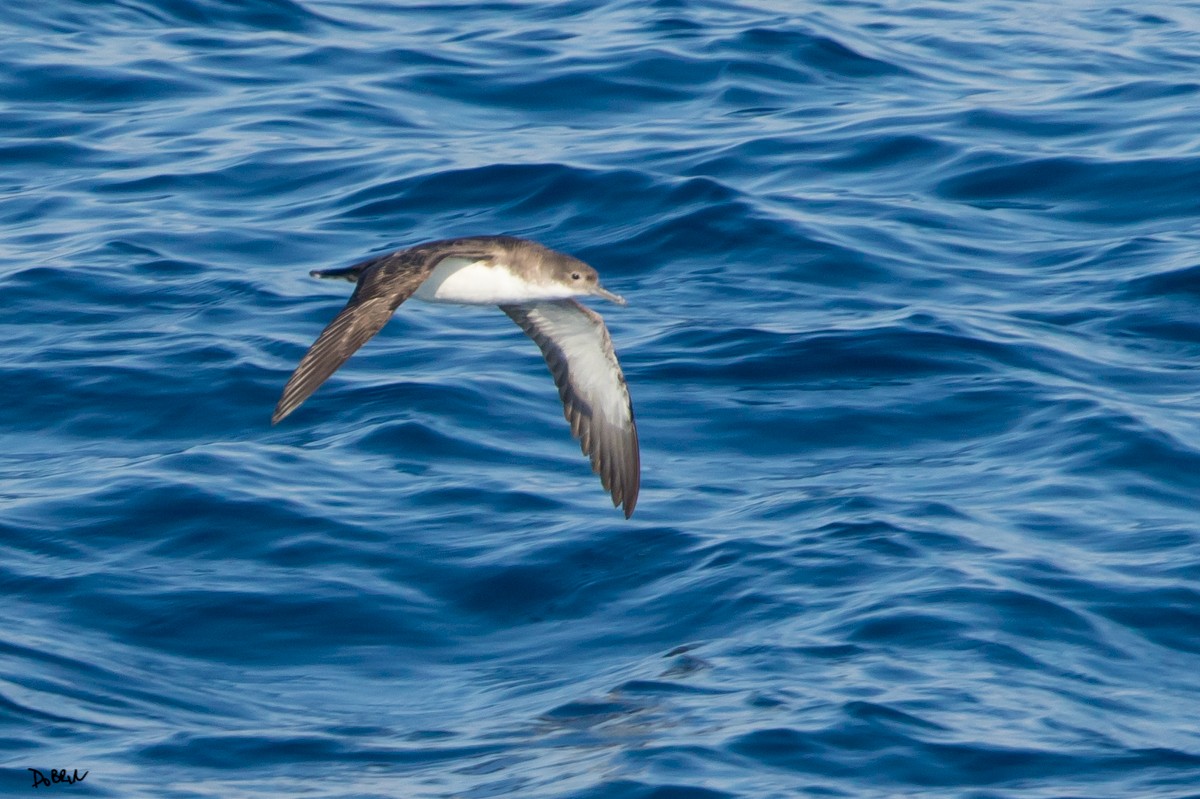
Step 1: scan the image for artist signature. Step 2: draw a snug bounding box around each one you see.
[28,769,88,788]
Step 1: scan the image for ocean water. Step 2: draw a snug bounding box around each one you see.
[4,0,1200,796]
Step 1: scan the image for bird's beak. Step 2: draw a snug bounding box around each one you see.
[592,284,627,305]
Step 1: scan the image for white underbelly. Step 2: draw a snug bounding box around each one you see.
[414,258,571,305]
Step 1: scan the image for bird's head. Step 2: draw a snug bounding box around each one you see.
[552,254,626,305]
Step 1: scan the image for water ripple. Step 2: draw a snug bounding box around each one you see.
[4,1,1200,798]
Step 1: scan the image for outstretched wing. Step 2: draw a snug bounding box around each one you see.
[502,299,640,518]
[272,294,401,424]
[273,242,493,424]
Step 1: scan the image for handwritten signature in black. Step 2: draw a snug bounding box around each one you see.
[28,769,88,788]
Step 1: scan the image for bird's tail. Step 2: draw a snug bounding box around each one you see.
[309,264,364,282]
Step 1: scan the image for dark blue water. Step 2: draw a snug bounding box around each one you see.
[4,1,1200,796]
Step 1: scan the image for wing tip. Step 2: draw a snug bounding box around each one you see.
[620,473,639,519]
[272,393,301,425]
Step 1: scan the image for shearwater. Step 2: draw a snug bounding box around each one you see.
[272,236,640,518]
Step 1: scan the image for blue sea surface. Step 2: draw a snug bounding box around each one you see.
[4,1,1200,796]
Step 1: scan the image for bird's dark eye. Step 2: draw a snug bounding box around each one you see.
[571,272,581,280]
